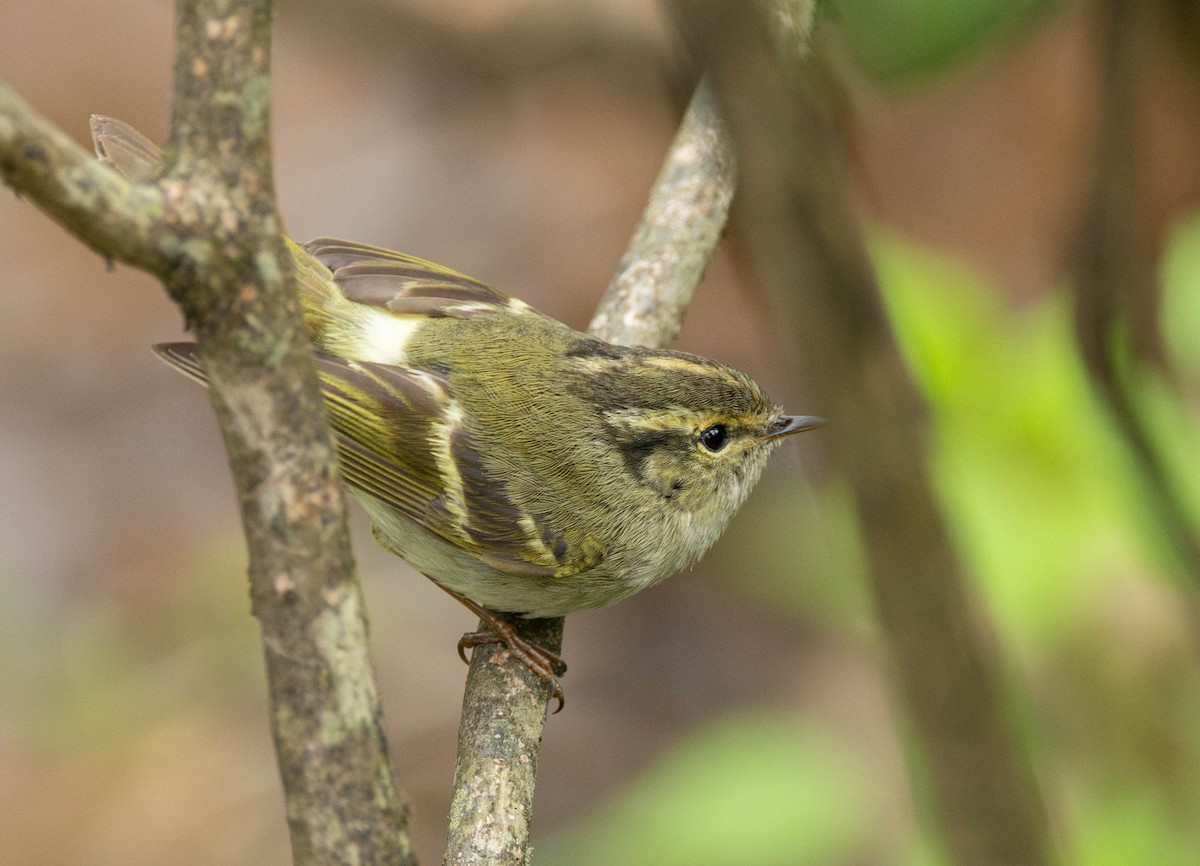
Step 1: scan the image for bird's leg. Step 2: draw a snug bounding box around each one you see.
[437,585,567,713]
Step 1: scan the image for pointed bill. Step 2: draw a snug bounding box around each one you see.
[761,414,826,441]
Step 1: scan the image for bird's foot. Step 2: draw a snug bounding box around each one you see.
[444,589,567,713]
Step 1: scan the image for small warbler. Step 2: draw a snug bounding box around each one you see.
[94,117,823,707]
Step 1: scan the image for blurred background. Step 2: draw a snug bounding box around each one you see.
[2,0,1200,863]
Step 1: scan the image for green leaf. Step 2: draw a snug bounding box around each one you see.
[830,0,1051,83]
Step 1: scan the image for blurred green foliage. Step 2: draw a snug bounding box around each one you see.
[828,0,1054,83]
[542,220,1200,864]
[534,714,872,865]
[707,473,875,637]
[877,233,1148,644]
[882,229,1200,862]
[3,541,259,759]
[880,224,1200,633]
[1163,216,1200,378]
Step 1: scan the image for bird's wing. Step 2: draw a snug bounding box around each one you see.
[152,342,603,580]
[303,237,538,319]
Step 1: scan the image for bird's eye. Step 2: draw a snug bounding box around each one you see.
[699,423,729,452]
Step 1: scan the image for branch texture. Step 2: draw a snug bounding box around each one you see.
[0,84,167,270]
[2,1,413,862]
[589,77,736,347]
[164,2,412,863]
[443,76,739,866]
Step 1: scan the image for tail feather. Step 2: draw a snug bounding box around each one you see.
[96,117,451,367]
[91,115,163,182]
[152,342,209,387]
[91,114,347,346]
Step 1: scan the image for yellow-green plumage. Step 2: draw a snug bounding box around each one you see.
[157,235,821,617]
[90,111,821,703]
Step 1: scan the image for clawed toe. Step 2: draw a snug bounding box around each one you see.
[445,590,568,712]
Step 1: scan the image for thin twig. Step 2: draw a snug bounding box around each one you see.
[589,77,736,346]
[443,77,739,866]
[0,84,168,272]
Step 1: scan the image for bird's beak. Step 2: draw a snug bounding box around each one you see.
[761,414,826,441]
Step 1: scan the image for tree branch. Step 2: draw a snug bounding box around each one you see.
[589,77,736,347]
[672,2,1060,863]
[1,0,413,862]
[163,3,413,862]
[442,77,739,866]
[0,84,167,271]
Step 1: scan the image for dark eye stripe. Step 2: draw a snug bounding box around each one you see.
[615,430,676,479]
[699,423,728,452]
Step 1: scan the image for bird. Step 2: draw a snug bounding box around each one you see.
[92,116,824,710]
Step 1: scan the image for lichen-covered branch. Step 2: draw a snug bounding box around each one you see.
[672,2,1059,864]
[164,2,412,863]
[0,84,168,272]
[443,77,739,866]
[443,616,563,866]
[1,1,412,863]
[589,77,736,347]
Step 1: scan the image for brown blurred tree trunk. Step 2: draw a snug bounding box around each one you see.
[672,2,1061,863]
[1072,0,1200,583]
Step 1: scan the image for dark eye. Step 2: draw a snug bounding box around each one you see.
[699,423,729,452]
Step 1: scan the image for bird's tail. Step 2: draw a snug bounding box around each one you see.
[90,115,346,344]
